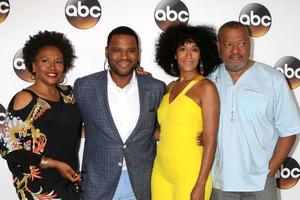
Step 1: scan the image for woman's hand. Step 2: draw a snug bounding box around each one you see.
[46,158,81,183]
[190,183,205,200]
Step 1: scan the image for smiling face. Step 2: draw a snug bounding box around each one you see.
[176,40,200,74]
[106,34,139,79]
[218,27,251,73]
[32,45,64,87]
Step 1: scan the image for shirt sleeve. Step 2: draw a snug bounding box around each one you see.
[273,73,300,137]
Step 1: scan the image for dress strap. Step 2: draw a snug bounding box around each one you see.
[181,76,205,94]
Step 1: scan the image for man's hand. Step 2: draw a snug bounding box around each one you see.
[196,132,204,146]
[136,66,152,76]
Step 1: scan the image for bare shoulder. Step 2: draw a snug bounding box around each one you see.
[13,91,33,110]
[166,80,176,93]
[195,78,216,90]
[191,78,219,99]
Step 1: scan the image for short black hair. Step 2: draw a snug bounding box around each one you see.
[218,21,251,40]
[106,26,139,48]
[22,30,76,74]
[155,24,221,77]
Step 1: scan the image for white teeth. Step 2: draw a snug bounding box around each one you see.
[118,61,130,67]
[47,73,57,77]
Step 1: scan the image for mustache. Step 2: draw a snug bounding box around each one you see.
[229,54,243,59]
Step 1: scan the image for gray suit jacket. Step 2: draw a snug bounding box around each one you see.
[73,71,165,200]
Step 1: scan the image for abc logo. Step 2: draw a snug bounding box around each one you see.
[275,56,300,89]
[0,103,5,126]
[0,0,9,23]
[13,48,33,83]
[276,157,300,189]
[65,0,101,29]
[239,3,272,37]
[154,0,189,31]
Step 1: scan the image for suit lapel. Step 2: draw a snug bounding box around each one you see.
[98,71,123,143]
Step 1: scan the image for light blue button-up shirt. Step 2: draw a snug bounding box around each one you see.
[209,62,300,191]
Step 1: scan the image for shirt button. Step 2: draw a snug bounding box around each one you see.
[123,144,127,149]
[118,162,123,167]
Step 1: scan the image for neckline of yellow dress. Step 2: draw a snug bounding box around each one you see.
[168,75,205,104]
[178,75,204,82]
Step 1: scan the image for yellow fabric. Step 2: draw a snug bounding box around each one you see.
[151,76,212,200]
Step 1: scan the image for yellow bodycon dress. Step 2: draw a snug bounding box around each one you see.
[151,76,212,200]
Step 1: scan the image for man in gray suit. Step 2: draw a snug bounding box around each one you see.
[73,26,165,200]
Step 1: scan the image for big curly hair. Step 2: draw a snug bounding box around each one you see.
[22,30,76,73]
[155,25,221,77]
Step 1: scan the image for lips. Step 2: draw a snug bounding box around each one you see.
[229,54,243,60]
[46,73,60,77]
[117,60,131,68]
[183,60,194,65]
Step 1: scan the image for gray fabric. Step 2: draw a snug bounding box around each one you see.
[210,177,278,200]
[73,71,165,200]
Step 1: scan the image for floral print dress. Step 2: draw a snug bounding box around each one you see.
[0,86,81,200]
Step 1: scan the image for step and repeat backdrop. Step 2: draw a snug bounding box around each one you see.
[0,0,299,199]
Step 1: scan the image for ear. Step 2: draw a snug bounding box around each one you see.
[217,41,221,53]
[32,62,36,73]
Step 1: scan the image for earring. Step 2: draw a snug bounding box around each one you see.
[31,72,36,80]
[103,59,109,71]
[170,62,177,75]
[199,61,204,74]
[59,74,67,84]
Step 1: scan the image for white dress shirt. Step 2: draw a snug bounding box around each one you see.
[107,70,140,170]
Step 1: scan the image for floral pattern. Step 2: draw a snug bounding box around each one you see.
[0,88,78,200]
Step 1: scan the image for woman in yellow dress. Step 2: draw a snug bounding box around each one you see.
[151,25,221,200]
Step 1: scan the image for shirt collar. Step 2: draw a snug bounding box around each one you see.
[107,70,138,92]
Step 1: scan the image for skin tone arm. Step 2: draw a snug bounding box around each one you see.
[13,91,81,183]
[191,80,220,200]
[268,135,297,177]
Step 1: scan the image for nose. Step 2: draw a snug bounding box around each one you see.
[231,44,240,53]
[49,61,55,69]
[121,50,128,59]
[185,50,192,58]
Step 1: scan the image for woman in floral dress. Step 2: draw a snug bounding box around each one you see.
[0,31,82,200]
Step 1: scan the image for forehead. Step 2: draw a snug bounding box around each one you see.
[36,45,63,57]
[181,39,197,45]
[109,34,138,47]
[220,28,249,42]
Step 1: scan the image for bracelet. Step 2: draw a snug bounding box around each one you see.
[40,156,48,169]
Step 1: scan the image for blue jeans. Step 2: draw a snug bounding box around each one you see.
[112,170,136,200]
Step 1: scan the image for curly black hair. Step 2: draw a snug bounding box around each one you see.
[22,30,76,74]
[155,25,222,77]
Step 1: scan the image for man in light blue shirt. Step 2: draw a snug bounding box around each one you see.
[209,21,300,200]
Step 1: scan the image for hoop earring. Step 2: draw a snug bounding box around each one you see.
[31,72,36,81]
[103,59,109,71]
[59,74,67,84]
[199,61,204,75]
[170,62,177,75]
